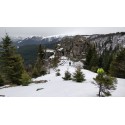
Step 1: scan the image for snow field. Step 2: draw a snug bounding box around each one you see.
[0,58,125,97]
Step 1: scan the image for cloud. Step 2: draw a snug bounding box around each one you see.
[0,27,125,38]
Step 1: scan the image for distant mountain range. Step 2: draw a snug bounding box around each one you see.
[11,35,66,48]
[0,35,66,48]
[10,32,125,49]
[1,32,125,65]
[1,32,125,50]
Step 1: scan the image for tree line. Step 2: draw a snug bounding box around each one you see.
[84,43,125,78]
[0,35,31,86]
[0,35,58,86]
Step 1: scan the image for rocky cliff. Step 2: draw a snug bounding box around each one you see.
[56,32,125,60]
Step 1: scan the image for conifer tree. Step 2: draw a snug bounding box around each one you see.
[0,34,31,85]
[51,56,59,68]
[85,44,93,69]
[32,44,47,77]
[93,68,117,97]
[89,48,99,72]
[63,70,72,80]
[73,67,85,82]
[32,67,39,78]
[85,44,99,72]
[100,49,113,73]
[56,69,61,76]
[0,74,4,86]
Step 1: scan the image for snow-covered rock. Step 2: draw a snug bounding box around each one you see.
[49,55,55,59]
[58,48,63,51]
[46,49,54,53]
[73,61,84,68]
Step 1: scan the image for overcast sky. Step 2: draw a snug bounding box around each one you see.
[0,27,125,38]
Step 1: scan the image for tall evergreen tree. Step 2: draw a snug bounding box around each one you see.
[51,56,59,68]
[0,34,31,85]
[101,49,113,73]
[85,44,93,69]
[89,46,99,72]
[32,44,47,77]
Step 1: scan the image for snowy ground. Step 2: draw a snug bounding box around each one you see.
[0,57,125,97]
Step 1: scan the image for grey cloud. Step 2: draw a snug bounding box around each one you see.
[0,27,125,38]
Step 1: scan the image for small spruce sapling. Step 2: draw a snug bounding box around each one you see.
[73,67,85,82]
[56,69,61,76]
[63,70,72,80]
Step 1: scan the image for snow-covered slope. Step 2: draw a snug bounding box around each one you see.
[14,35,64,47]
[0,57,125,97]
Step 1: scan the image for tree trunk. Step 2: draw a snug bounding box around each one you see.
[99,84,102,97]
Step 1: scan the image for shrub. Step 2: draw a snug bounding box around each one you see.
[56,72,61,76]
[63,71,72,80]
[56,69,61,76]
[32,67,39,78]
[91,66,98,72]
[21,71,31,86]
[40,67,47,76]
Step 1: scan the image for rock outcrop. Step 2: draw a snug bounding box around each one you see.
[56,32,125,61]
[58,35,89,60]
